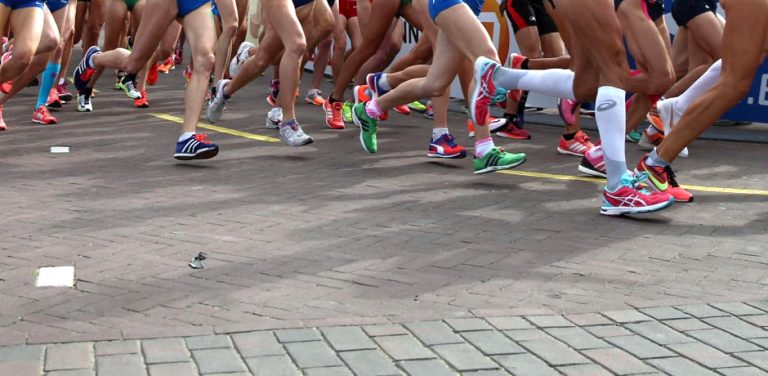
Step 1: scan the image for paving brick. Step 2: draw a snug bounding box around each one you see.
[404,321,463,346]
[494,353,560,376]
[605,335,675,359]
[148,362,198,376]
[734,351,768,370]
[303,367,355,376]
[363,325,409,337]
[192,348,248,374]
[444,318,492,332]
[284,341,342,368]
[584,325,632,338]
[518,338,590,366]
[704,317,768,339]
[718,367,768,376]
[688,329,761,353]
[625,321,695,345]
[563,313,612,327]
[647,357,719,376]
[47,370,95,376]
[461,371,508,376]
[185,335,232,350]
[399,359,456,376]
[432,343,499,371]
[45,342,94,371]
[640,307,690,320]
[525,315,574,328]
[339,350,400,376]
[557,364,613,376]
[461,330,525,356]
[743,315,768,328]
[374,335,435,361]
[503,329,551,342]
[96,354,147,376]
[544,327,608,350]
[141,338,190,364]
[245,355,299,376]
[601,310,653,324]
[95,340,139,356]
[582,348,656,375]
[485,316,533,330]
[668,342,745,369]
[231,331,284,357]
[274,329,321,343]
[664,318,712,332]
[321,327,376,352]
[0,345,43,362]
[2,362,42,375]
[712,303,765,316]
[676,304,730,318]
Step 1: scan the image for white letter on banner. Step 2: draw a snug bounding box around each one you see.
[759,74,768,106]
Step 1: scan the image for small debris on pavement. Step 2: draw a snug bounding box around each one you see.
[50,146,70,153]
[188,252,208,269]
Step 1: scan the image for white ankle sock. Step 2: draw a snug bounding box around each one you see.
[179,132,195,142]
[432,128,449,141]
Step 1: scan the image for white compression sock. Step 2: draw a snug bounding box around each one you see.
[493,68,576,100]
[673,59,722,120]
[595,86,628,191]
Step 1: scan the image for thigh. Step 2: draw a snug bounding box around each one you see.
[216,0,238,24]
[434,3,498,62]
[103,1,127,50]
[618,0,670,72]
[719,0,768,88]
[87,0,106,23]
[9,7,44,56]
[686,11,723,60]
[263,0,306,48]
[346,16,361,48]
[182,3,216,56]
[424,29,463,90]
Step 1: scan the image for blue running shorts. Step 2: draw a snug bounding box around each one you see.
[46,0,67,12]
[429,0,483,21]
[177,0,210,17]
[0,0,44,9]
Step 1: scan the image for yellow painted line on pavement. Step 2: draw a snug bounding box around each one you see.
[151,113,280,143]
[498,170,768,196]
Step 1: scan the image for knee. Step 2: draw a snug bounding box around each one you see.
[574,83,599,103]
[284,38,307,59]
[422,81,447,98]
[221,19,239,38]
[40,31,61,54]
[193,52,216,73]
[9,50,35,68]
[647,69,675,95]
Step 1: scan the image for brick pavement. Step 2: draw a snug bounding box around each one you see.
[0,53,767,373]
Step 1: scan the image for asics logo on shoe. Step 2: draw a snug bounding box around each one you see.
[596,100,617,112]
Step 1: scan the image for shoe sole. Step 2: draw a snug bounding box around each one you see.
[600,197,674,216]
[496,133,531,140]
[637,139,657,150]
[557,147,585,157]
[32,119,56,125]
[577,165,606,179]
[77,108,92,112]
[473,157,526,174]
[174,148,219,160]
[427,152,466,159]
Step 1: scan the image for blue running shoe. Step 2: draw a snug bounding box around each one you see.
[174,133,219,160]
[73,46,101,92]
[366,72,388,98]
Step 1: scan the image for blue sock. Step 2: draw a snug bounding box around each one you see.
[36,63,61,109]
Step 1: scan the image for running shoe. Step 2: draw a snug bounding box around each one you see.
[496,119,531,139]
[266,107,282,129]
[147,63,159,86]
[342,102,353,124]
[469,57,507,127]
[117,73,142,99]
[57,82,73,102]
[157,57,174,73]
[0,51,12,94]
[73,46,100,92]
[638,128,664,150]
[230,41,254,77]
[353,85,370,104]
[393,104,410,115]
[174,133,219,160]
[352,102,377,153]
[626,129,642,143]
[133,90,149,108]
[323,99,345,129]
[466,120,474,138]
[557,130,594,156]
[46,89,62,109]
[578,145,606,178]
[305,88,325,106]
[279,122,314,146]
[655,99,689,158]
[600,172,675,216]
[77,92,93,112]
[424,104,434,119]
[207,79,230,123]
[408,101,427,113]
[557,98,580,126]
[114,72,124,90]
[366,72,388,98]
[0,106,6,130]
[645,102,664,133]
[473,147,526,174]
[267,79,279,106]
[32,105,57,125]
[183,65,192,87]
[428,134,466,159]
[174,44,184,65]
[635,155,694,202]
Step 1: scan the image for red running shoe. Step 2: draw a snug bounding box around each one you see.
[32,105,58,125]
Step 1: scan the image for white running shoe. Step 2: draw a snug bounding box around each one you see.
[279,122,313,146]
[77,94,93,112]
[206,79,230,123]
[267,107,283,129]
[229,41,254,78]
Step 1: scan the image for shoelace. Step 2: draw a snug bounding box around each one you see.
[663,166,679,187]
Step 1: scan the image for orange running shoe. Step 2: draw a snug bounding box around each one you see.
[147,63,159,86]
[32,105,58,125]
[133,90,149,108]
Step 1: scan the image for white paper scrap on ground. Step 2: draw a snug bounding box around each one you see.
[50,146,70,153]
[36,266,75,287]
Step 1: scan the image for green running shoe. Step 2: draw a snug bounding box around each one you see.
[473,147,526,174]
[342,102,353,123]
[408,100,427,113]
[626,129,642,143]
[352,103,378,153]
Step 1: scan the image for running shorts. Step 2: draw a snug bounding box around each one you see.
[46,0,67,11]
[328,0,335,7]
[614,0,665,21]
[293,0,312,8]
[177,0,210,17]
[428,0,483,21]
[123,0,138,11]
[211,0,219,15]
[339,0,357,18]
[671,0,718,27]
[0,0,44,9]
[500,0,557,35]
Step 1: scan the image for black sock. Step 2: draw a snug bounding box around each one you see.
[329,96,343,104]
[81,87,93,97]
[124,73,137,84]
[562,131,578,140]
[521,59,529,70]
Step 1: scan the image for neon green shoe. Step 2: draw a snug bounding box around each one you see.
[342,102,353,123]
[352,103,377,153]
[473,147,526,174]
[626,129,642,143]
[408,100,427,113]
